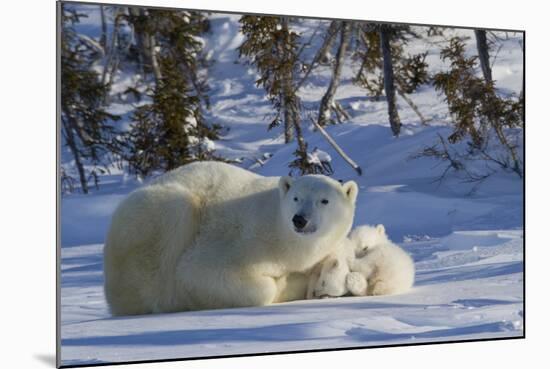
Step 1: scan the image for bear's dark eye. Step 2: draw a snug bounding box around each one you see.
[293,197,298,202]
[321,199,329,205]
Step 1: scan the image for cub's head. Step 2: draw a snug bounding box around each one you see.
[311,255,350,299]
[350,224,389,258]
[279,175,358,239]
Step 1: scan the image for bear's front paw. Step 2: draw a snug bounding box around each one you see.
[346,272,368,296]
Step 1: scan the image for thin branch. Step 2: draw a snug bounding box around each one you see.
[396,87,430,125]
[294,21,341,93]
[296,21,323,60]
[309,116,363,175]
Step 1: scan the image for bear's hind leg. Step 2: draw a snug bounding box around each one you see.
[176,262,279,310]
[104,184,200,315]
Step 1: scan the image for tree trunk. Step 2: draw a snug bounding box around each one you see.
[295,21,340,93]
[99,6,107,52]
[281,17,294,143]
[476,30,521,175]
[283,95,293,143]
[62,114,88,194]
[101,10,120,87]
[149,33,162,82]
[380,27,401,136]
[318,21,351,126]
[475,30,492,83]
[293,116,307,155]
[128,7,146,74]
[128,7,145,75]
[520,39,524,125]
[292,110,308,172]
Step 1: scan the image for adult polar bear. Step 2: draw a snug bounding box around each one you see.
[104,161,358,315]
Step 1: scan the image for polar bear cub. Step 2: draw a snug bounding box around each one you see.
[307,224,415,299]
[306,238,368,299]
[350,224,415,295]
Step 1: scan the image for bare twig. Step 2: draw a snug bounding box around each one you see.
[396,87,430,125]
[490,43,503,70]
[410,132,511,195]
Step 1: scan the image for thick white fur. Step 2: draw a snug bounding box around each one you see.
[307,224,415,299]
[306,238,367,299]
[349,225,415,295]
[103,161,358,315]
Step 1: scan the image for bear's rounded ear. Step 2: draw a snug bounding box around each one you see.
[342,180,358,203]
[279,176,293,197]
[376,224,386,236]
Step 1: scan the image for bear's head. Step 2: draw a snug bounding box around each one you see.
[278,175,358,240]
[350,224,389,258]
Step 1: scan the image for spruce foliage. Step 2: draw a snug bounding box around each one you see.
[238,16,302,142]
[239,15,316,175]
[60,6,121,193]
[433,37,523,176]
[125,9,219,176]
[60,6,524,188]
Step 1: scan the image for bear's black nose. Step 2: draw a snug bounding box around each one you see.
[292,214,308,229]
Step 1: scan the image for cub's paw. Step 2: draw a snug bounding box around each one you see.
[346,272,368,296]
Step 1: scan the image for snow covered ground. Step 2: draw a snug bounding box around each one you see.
[60,230,523,366]
[60,6,524,367]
